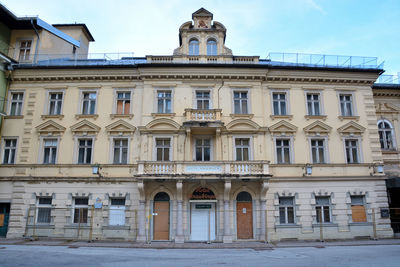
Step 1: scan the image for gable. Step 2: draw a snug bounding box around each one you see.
[337,121,366,135]
[36,120,66,135]
[303,121,332,135]
[375,103,400,114]
[106,120,136,135]
[70,119,101,135]
[269,120,297,134]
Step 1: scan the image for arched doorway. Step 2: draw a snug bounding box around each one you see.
[190,187,216,241]
[236,191,253,239]
[153,192,170,240]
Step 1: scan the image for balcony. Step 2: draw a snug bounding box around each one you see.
[137,161,270,177]
[184,109,222,121]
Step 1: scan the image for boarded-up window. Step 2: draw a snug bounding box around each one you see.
[116,92,131,114]
[109,198,125,226]
[351,196,367,222]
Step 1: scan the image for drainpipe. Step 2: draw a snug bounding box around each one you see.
[31,19,40,64]
[217,81,224,109]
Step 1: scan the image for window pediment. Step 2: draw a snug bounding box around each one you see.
[375,103,400,114]
[337,121,365,135]
[70,119,100,135]
[140,118,181,133]
[303,121,332,135]
[36,120,66,136]
[106,120,136,135]
[269,120,297,135]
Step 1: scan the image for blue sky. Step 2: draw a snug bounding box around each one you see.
[2,0,400,75]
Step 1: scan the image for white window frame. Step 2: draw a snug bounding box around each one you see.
[8,90,25,116]
[273,137,294,164]
[279,197,295,224]
[74,137,95,164]
[194,90,212,109]
[39,137,60,164]
[110,137,130,164]
[79,89,98,115]
[315,196,331,223]
[304,91,324,116]
[271,90,290,116]
[72,197,89,224]
[17,39,33,62]
[377,119,396,150]
[153,136,173,161]
[193,136,213,161]
[155,89,173,114]
[207,38,217,56]
[308,137,329,164]
[343,137,363,164]
[232,89,250,114]
[109,198,126,226]
[113,88,133,115]
[188,38,199,56]
[233,136,253,161]
[1,137,18,164]
[36,197,52,224]
[337,91,357,117]
[45,90,65,115]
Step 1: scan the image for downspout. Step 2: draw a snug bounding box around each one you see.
[217,81,224,109]
[31,19,40,64]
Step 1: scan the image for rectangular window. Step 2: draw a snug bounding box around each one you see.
[81,92,97,115]
[116,92,131,115]
[276,139,291,164]
[3,139,17,164]
[235,138,250,161]
[351,196,367,222]
[196,91,210,109]
[311,139,325,163]
[9,92,24,116]
[113,138,128,164]
[37,197,52,224]
[109,198,126,226]
[18,40,32,61]
[273,93,287,115]
[233,91,248,114]
[157,91,172,113]
[279,197,295,224]
[43,139,58,164]
[339,94,353,116]
[345,139,359,163]
[156,138,171,161]
[48,92,63,115]
[315,196,331,223]
[195,138,211,161]
[307,93,321,116]
[77,139,93,164]
[73,197,88,224]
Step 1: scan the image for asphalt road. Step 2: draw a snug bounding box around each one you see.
[0,244,399,266]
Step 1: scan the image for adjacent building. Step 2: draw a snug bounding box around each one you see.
[0,7,395,242]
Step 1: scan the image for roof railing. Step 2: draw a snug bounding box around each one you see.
[376,74,400,84]
[266,52,383,69]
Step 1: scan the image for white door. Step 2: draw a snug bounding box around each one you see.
[190,203,215,241]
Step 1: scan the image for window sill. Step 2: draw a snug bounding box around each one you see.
[4,115,24,119]
[27,224,55,229]
[41,114,64,120]
[275,224,301,228]
[110,114,134,119]
[270,115,293,120]
[312,223,338,227]
[382,150,399,154]
[75,114,99,120]
[64,224,90,229]
[349,222,371,226]
[102,225,130,230]
[151,113,176,118]
[338,116,359,121]
[305,115,327,120]
[230,113,254,119]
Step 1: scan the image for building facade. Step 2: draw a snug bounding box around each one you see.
[0,8,394,242]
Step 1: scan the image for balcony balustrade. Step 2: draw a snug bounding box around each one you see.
[184,108,222,121]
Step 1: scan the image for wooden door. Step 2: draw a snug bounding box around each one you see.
[153,201,169,240]
[236,202,253,239]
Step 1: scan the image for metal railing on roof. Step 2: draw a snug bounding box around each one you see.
[266,52,383,69]
[376,74,400,84]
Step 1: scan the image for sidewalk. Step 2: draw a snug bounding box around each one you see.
[1,238,400,249]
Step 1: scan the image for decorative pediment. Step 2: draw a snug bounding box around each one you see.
[375,103,400,114]
[106,120,136,135]
[140,118,181,133]
[225,119,265,133]
[70,120,101,135]
[337,121,365,135]
[303,121,332,135]
[36,120,66,136]
[269,120,297,135]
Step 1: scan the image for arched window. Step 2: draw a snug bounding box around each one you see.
[378,120,395,150]
[189,39,199,56]
[207,39,217,56]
